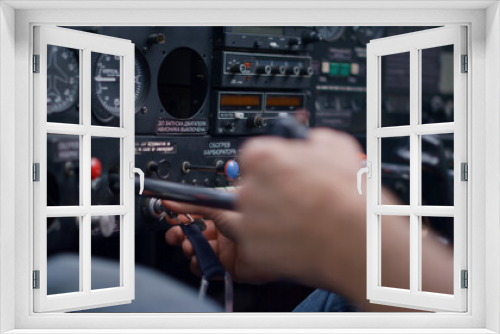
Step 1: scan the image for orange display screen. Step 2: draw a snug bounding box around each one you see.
[220,94,261,107]
[266,95,303,108]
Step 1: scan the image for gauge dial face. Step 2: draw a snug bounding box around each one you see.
[315,26,345,42]
[47,45,79,114]
[92,49,150,123]
[157,48,208,120]
[95,53,121,118]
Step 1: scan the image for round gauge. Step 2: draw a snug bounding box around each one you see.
[352,26,385,46]
[92,49,150,123]
[157,48,208,120]
[47,45,79,114]
[314,26,345,42]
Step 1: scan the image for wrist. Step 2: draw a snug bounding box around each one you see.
[312,187,369,307]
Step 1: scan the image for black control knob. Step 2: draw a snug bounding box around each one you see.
[302,31,322,44]
[148,161,158,173]
[147,160,171,179]
[286,66,301,75]
[224,122,235,131]
[271,65,286,75]
[230,63,247,74]
[300,66,314,76]
[256,64,272,75]
[148,33,166,44]
[247,115,268,128]
[289,38,302,46]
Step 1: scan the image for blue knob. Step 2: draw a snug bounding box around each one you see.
[224,160,240,181]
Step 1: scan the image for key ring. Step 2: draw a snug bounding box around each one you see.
[199,272,233,312]
[162,209,232,311]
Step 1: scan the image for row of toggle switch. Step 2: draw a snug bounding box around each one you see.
[146,159,240,182]
[230,62,313,76]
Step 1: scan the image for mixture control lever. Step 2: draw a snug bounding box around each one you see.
[182,159,240,182]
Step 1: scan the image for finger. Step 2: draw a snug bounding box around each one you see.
[182,238,194,258]
[162,200,223,219]
[211,213,243,242]
[164,214,190,225]
[189,256,202,277]
[165,225,184,245]
[165,213,206,226]
[201,219,217,240]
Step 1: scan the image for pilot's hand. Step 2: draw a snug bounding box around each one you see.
[163,200,277,284]
[236,129,367,294]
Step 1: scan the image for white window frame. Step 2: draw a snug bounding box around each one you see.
[366,26,467,312]
[0,1,498,333]
[33,25,136,313]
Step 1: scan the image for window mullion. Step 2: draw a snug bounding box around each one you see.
[78,48,85,291]
[409,48,420,294]
[82,48,92,294]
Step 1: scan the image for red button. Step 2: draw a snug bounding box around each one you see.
[244,62,252,68]
[91,157,102,180]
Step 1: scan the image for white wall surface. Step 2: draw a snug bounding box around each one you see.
[0,1,16,333]
[0,2,497,332]
[485,2,500,333]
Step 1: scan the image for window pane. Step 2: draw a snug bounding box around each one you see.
[47,217,80,295]
[381,215,410,290]
[421,134,454,206]
[421,216,454,294]
[381,52,410,127]
[91,215,121,290]
[91,52,121,126]
[91,137,121,205]
[381,136,410,205]
[47,134,80,206]
[47,45,80,124]
[421,45,454,124]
